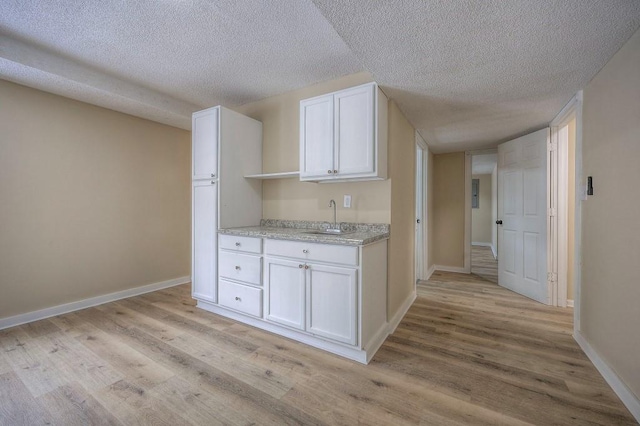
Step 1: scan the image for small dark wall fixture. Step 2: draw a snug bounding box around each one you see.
[472,179,479,208]
[587,176,594,196]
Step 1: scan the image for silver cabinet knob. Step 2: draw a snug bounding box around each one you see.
[304,265,309,270]
[235,242,241,247]
[302,249,308,254]
[235,296,241,301]
[299,264,303,268]
[333,170,338,174]
[211,173,215,177]
[235,266,241,270]
[327,170,332,174]
[211,181,215,184]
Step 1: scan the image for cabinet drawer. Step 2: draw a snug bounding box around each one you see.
[219,251,262,286]
[218,280,263,318]
[219,235,262,254]
[265,239,358,266]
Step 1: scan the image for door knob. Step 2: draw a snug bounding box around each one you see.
[496,220,503,225]
[416,219,421,224]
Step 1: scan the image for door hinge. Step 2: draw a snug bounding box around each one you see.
[547,272,558,283]
[548,208,556,217]
[547,141,557,152]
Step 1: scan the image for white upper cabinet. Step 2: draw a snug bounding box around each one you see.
[192,108,219,180]
[300,94,334,180]
[300,82,387,182]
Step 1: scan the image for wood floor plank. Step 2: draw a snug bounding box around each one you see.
[92,379,192,426]
[37,381,122,426]
[0,328,69,398]
[20,318,62,338]
[76,328,175,390]
[31,332,123,392]
[0,372,52,425]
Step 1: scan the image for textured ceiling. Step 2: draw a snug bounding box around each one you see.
[1,1,639,152]
[311,0,640,152]
[0,0,361,130]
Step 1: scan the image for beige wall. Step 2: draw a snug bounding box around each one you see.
[387,101,416,318]
[433,153,466,268]
[582,28,640,399]
[471,174,492,244]
[235,73,415,320]
[234,72,391,224]
[0,80,191,319]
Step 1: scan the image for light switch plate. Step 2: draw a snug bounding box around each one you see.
[344,195,351,208]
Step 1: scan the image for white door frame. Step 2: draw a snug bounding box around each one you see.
[550,92,583,322]
[465,149,498,274]
[415,132,429,283]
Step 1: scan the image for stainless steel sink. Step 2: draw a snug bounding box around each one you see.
[303,229,355,236]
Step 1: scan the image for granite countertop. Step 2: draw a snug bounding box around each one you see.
[219,219,390,246]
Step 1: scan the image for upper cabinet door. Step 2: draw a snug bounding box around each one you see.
[192,108,219,180]
[300,94,334,180]
[334,85,375,178]
[299,83,387,182]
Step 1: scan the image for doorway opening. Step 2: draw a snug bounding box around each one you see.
[415,132,428,284]
[470,152,498,283]
[550,96,580,309]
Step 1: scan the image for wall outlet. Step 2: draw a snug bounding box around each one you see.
[344,195,352,208]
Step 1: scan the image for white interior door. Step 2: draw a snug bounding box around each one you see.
[498,128,549,304]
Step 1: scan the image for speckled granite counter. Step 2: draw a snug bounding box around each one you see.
[219,219,390,246]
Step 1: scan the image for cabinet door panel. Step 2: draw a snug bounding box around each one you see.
[300,95,334,180]
[193,109,219,180]
[265,258,305,330]
[307,264,357,345]
[335,85,375,177]
[192,181,217,302]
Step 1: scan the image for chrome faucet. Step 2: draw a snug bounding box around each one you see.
[328,199,337,230]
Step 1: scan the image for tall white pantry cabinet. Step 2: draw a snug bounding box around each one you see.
[191,106,262,304]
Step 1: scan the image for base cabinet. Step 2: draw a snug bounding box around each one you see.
[265,258,306,330]
[306,264,357,345]
[196,236,388,364]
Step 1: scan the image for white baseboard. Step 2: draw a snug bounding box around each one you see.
[472,242,498,259]
[387,290,416,334]
[472,242,492,247]
[425,264,436,281]
[435,265,469,274]
[567,299,574,308]
[0,276,190,331]
[574,331,640,422]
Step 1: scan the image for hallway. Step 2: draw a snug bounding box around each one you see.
[413,271,636,424]
[471,245,498,283]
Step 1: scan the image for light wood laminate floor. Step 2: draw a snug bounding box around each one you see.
[471,245,498,283]
[1,275,636,425]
